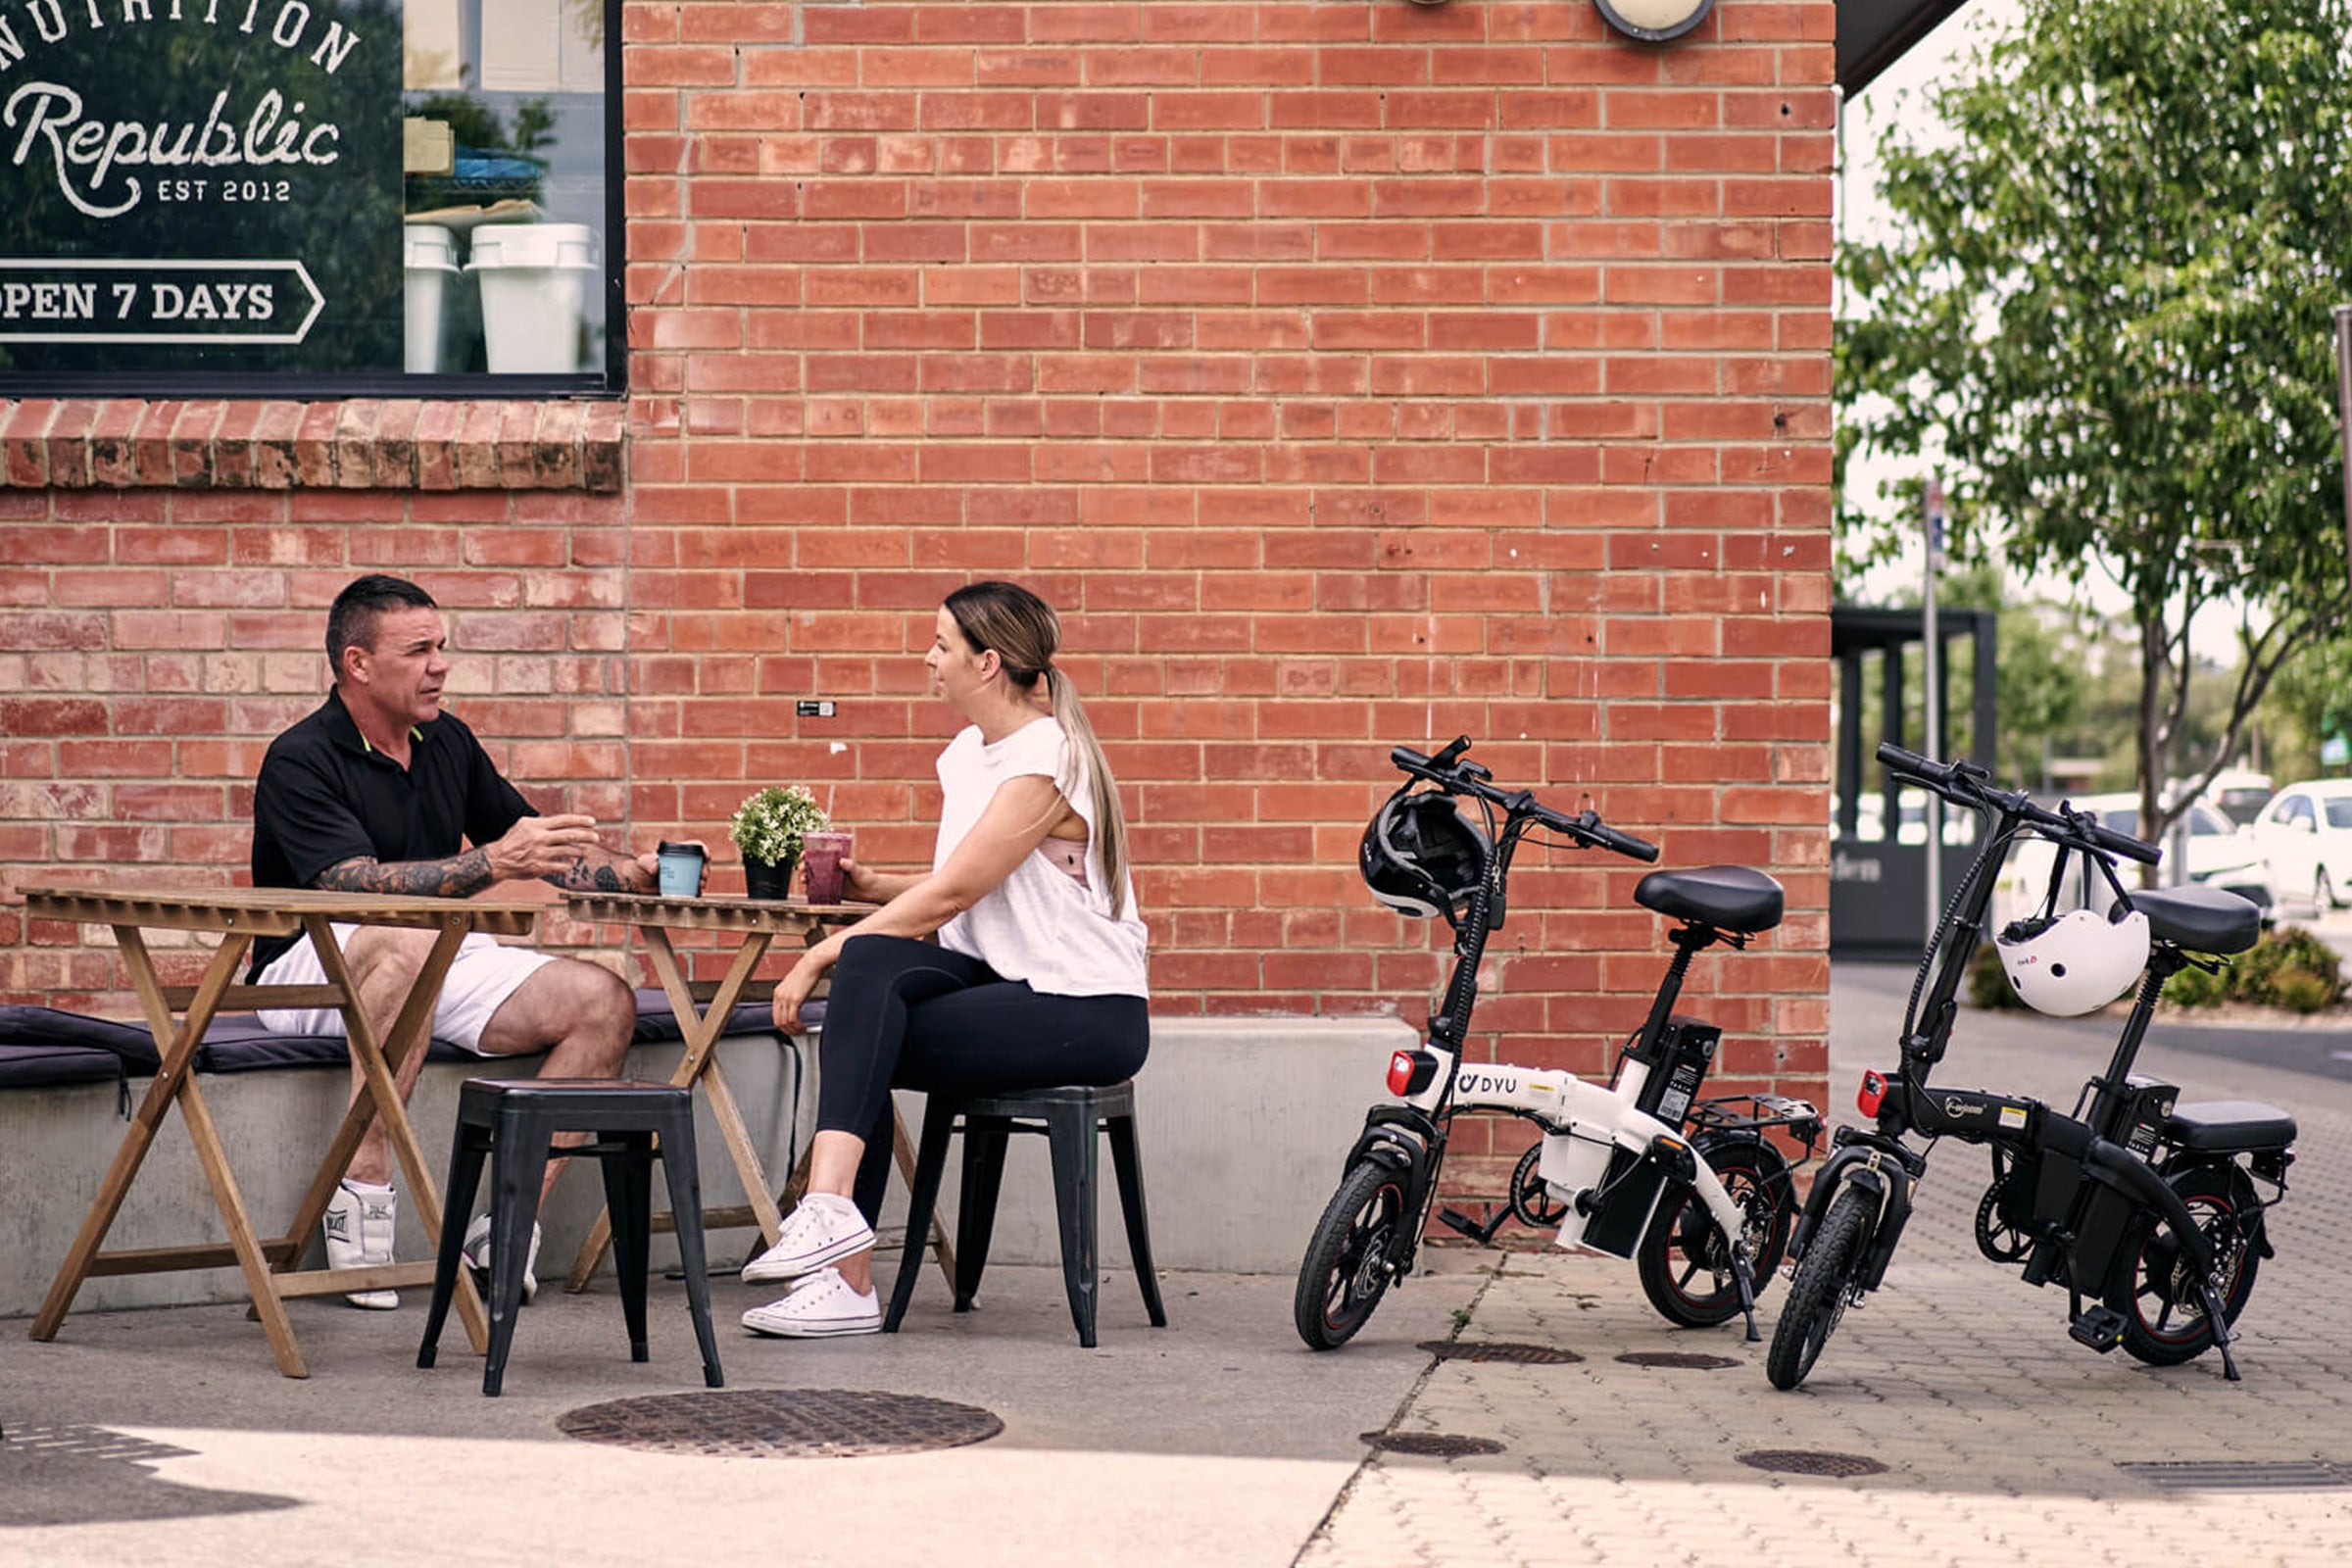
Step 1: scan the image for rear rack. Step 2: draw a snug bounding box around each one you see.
[1689,1093,1824,1146]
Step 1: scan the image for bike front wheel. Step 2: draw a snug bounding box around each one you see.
[1295,1158,1411,1350]
[2104,1162,2263,1368]
[1636,1138,1794,1329]
[1765,1183,1873,1390]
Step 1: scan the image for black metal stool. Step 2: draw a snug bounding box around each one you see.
[418,1078,723,1396]
[883,1080,1166,1348]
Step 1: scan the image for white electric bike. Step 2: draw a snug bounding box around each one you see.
[1295,739,1821,1349]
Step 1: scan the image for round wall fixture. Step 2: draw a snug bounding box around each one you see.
[1594,0,1716,43]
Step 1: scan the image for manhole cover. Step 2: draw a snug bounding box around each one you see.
[1361,1431,1507,1457]
[2119,1461,2352,1494]
[1614,1351,1740,1371]
[559,1389,1003,1458]
[1417,1340,1583,1364]
[1738,1449,1888,1478]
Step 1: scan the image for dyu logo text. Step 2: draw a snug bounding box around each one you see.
[1457,1071,1523,1099]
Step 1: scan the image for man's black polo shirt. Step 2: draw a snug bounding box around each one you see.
[249,689,535,975]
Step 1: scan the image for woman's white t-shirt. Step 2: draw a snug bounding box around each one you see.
[932,716,1149,999]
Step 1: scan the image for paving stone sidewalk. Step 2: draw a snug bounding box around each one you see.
[1305,968,2352,1568]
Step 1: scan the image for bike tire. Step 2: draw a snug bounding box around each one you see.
[2104,1162,2263,1368]
[1294,1158,1411,1351]
[1765,1184,1873,1391]
[1635,1138,1793,1329]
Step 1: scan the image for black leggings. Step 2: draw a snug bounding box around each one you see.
[812,935,1150,1223]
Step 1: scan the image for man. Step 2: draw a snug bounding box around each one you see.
[251,574,657,1308]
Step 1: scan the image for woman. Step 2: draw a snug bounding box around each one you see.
[742,581,1151,1337]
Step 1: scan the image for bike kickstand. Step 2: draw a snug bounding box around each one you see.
[1731,1254,1762,1344]
[2198,1283,2242,1383]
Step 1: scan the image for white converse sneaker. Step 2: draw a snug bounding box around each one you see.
[323,1180,399,1310]
[741,1193,874,1284]
[461,1213,543,1304]
[741,1265,882,1339]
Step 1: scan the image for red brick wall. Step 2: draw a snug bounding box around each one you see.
[2,1,1836,1198]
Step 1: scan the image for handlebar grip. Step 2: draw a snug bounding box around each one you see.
[1592,823,1661,863]
[1391,746,1431,770]
[2086,821,2162,865]
[1875,741,1941,778]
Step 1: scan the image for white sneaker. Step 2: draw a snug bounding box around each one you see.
[323,1180,399,1310]
[741,1265,882,1338]
[741,1194,874,1284]
[461,1213,543,1304]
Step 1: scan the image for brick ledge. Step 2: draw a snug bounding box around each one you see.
[0,398,624,493]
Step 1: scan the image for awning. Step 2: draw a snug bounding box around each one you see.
[1838,0,1972,96]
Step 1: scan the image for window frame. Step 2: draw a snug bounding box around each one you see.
[0,0,626,402]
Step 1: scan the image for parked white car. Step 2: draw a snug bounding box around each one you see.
[2244,780,2352,914]
[1995,792,2277,928]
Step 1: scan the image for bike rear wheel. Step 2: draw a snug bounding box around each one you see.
[2104,1162,2263,1368]
[1765,1184,1873,1390]
[1295,1158,1411,1350]
[1635,1139,1793,1329]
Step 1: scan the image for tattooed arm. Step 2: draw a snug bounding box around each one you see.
[546,844,659,894]
[313,813,614,897]
[316,848,498,899]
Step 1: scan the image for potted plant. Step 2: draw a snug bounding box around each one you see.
[728,785,828,901]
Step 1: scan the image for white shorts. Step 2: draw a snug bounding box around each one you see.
[255,923,560,1056]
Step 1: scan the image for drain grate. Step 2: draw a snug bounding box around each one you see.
[1614,1351,1740,1371]
[1361,1430,1507,1457]
[1418,1340,1583,1365]
[2119,1461,2352,1494]
[558,1388,1003,1459]
[0,1425,194,1465]
[1738,1449,1889,1478]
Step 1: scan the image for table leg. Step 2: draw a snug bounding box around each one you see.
[29,933,315,1376]
[296,914,490,1354]
[564,927,777,1292]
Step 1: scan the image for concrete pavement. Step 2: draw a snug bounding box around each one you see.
[4,965,2349,1566]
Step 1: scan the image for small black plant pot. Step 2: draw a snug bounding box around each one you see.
[743,858,794,902]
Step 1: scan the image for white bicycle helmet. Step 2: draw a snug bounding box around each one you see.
[1994,905,2151,1016]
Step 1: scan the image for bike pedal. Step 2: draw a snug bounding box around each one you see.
[1438,1207,1488,1241]
[2068,1304,2128,1352]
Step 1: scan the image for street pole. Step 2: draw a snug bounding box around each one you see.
[1924,476,1944,932]
[2336,307,2352,598]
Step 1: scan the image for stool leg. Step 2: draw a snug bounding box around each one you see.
[418,1122,489,1369]
[883,1098,956,1334]
[1105,1112,1168,1328]
[954,1119,1010,1311]
[1043,1102,1101,1348]
[481,1119,552,1396]
[656,1116,723,1389]
[605,1132,654,1364]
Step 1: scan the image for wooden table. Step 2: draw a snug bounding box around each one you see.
[20,883,542,1378]
[559,891,954,1295]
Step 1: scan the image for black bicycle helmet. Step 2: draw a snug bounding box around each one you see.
[1360,787,1492,919]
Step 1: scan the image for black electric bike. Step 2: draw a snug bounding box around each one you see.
[1295,738,1820,1350]
[1767,744,2296,1390]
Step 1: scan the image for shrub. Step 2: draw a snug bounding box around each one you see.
[2270,969,2337,1014]
[1967,941,2022,1009]
[727,784,828,867]
[2163,962,2230,1008]
[2228,925,2344,1009]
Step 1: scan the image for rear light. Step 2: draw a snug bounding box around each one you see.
[1386,1050,1440,1098]
[1856,1070,1886,1117]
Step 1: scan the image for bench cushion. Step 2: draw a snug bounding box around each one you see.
[626,987,817,1044]
[0,1041,127,1089]
[0,1004,162,1072]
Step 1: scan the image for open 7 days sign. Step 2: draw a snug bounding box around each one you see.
[0,0,402,375]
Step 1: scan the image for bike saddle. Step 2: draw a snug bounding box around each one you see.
[2131,885,2262,956]
[1634,865,1784,934]
[2165,1100,2297,1152]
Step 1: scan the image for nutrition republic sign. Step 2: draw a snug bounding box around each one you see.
[0,0,400,374]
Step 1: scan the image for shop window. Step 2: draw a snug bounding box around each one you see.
[0,0,622,397]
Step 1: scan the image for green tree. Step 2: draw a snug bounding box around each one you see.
[1839,0,2352,862]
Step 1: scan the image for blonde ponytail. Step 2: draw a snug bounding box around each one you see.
[1044,664,1130,912]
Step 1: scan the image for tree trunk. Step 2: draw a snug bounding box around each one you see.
[2137,612,2165,892]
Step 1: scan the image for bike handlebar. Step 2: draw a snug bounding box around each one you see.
[1391,741,1661,863]
[1874,742,2161,865]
